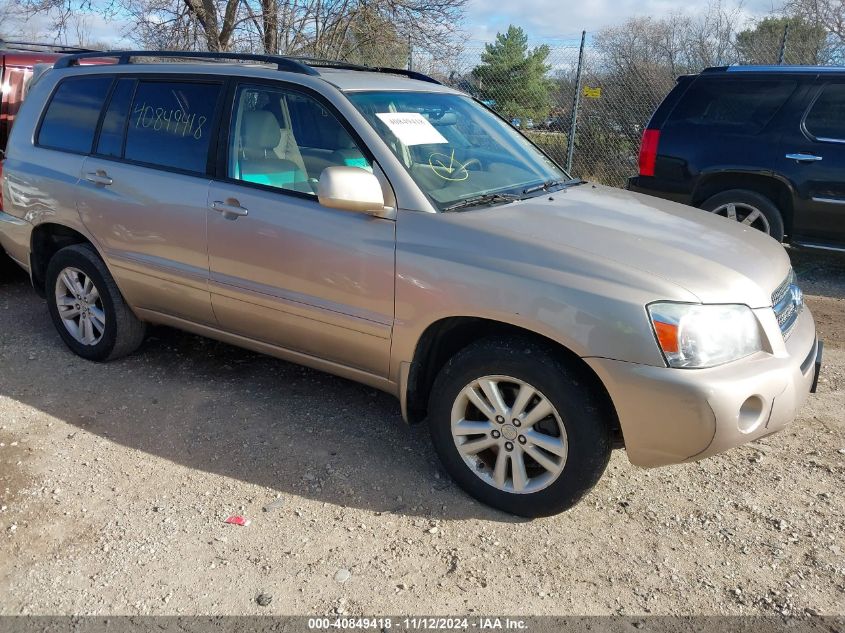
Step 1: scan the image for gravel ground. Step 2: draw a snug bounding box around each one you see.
[0,247,843,617]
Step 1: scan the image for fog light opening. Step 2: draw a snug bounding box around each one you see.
[738,396,766,434]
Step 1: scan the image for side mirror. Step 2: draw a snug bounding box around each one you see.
[317,166,391,217]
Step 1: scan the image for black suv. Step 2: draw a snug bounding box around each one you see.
[628,66,845,251]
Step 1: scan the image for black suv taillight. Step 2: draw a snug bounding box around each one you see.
[638,129,660,177]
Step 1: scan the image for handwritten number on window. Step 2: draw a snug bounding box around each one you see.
[133,102,207,140]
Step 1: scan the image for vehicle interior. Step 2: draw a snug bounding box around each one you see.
[349,91,560,206]
[229,87,370,194]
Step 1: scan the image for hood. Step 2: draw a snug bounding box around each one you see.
[445,184,791,308]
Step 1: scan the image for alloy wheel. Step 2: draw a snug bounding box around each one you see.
[54,267,106,346]
[450,375,568,494]
[710,202,771,234]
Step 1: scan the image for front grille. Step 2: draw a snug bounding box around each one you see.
[771,269,802,338]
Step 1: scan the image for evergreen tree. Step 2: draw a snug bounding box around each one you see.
[473,26,552,123]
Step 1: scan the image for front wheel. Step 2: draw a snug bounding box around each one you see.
[428,338,612,517]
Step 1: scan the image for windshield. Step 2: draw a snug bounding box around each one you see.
[346,91,571,210]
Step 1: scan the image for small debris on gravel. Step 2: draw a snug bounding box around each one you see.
[256,593,272,607]
[262,497,285,513]
[334,569,352,584]
[223,515,251,527]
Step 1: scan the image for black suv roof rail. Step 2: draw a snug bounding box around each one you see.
[53,49,441,84]
[0,39,98,53]
[702,64,845,74]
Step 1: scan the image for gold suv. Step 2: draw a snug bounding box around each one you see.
[0,51,822,516]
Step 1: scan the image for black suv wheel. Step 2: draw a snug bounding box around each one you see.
[700,190,785,242]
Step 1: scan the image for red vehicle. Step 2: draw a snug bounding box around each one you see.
[1,41,100,219]
[1,41,99,154]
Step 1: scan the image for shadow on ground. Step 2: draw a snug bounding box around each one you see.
[0,264,519,522]
[789,247,845,299]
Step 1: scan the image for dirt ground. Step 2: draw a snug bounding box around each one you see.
[0,247,842,617]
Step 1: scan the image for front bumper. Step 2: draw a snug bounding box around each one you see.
[586,307,820,468]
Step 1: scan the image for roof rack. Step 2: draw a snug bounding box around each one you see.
[53,50,320,74]
[288,56,441,84]
[0,39,98,54]
[52,49,441,84]
[703,65,845,74]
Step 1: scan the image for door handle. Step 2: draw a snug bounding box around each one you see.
[85,171,113,186]
[785,153,823,162]
[211,199,249,219]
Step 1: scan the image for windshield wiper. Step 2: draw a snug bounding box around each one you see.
[442,192,521,212]
[522,178,582,195]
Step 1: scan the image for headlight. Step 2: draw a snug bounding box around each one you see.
[647,302,762,368]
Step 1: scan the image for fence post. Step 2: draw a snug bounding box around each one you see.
[407,34,413,71]
[566,31,587,174]
[778,22,790,65]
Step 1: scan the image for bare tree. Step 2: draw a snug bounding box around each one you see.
[783,0,845,44]
[117,0,239,50]
[7,0,77,39]
[4,0,465,63]
[118,0,465,60]
[594,1,743,78]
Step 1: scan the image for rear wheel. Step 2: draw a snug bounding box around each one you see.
[427,338,612,517]
[700,189,785,242]
[0,250,18,279]
[45,244,146,361]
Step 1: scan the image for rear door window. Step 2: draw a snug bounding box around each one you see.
[95,77,137,158]
[803,83,845,141]
[667,79,796,134]
[37,75,113,153]
[123,80,221,174]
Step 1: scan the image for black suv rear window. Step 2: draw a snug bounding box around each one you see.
[804,83,845,141]
[667,78,796,134]
[37,76,113,153]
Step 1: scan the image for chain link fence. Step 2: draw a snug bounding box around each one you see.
[406,30,821,188]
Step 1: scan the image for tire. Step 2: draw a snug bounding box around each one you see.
[45,243,146,361]
[428,337,612,517]
[0,250,19,279]
[700,189,785,242]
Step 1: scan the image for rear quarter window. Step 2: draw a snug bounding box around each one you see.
[803,83,845,141]
[37,75,113,153]
[665,78,796,135]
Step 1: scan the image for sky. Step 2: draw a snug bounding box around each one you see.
[463,0,782,44]
[3,0,784,47]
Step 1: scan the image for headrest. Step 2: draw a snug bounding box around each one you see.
[430,112,458,126]
[241,110,281,150]
[334,126,357,149]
